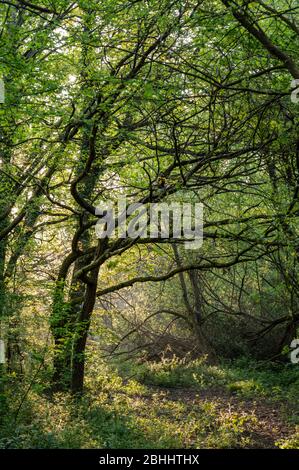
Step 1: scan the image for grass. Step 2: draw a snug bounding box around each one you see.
[0,356,298,449]
[118,356,299,408]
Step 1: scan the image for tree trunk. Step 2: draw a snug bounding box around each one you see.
[70,266,99,394]
[172,245,217,364]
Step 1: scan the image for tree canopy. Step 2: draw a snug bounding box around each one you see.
[0,0,298,407]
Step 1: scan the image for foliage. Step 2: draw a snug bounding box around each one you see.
[0,0,299,448]
[1,357,298,449]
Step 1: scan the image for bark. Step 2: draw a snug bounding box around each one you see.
[70,265,100,394]
[172,245,217,363]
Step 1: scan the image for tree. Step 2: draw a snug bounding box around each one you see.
[0,0,298,396]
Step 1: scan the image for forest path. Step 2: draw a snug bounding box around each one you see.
[135,385,295,448]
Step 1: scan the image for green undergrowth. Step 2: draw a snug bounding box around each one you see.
[0,356,298,449]
[118,356,299,404]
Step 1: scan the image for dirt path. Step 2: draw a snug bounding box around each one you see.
[144,385,295,448]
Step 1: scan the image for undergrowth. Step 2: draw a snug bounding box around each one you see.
[0,356,298,449]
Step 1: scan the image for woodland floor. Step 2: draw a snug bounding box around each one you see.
[138,385,294,448]
[1,358,299,448]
